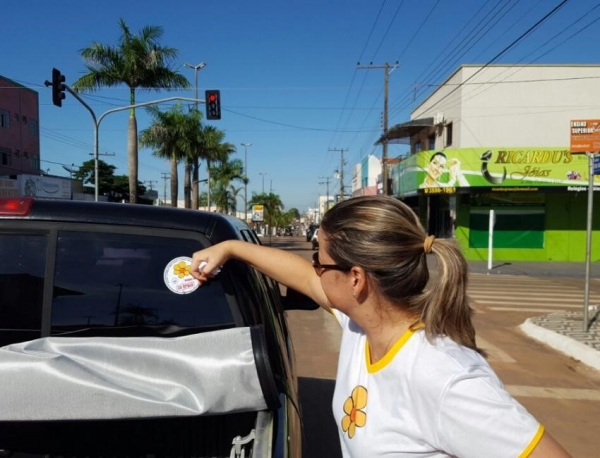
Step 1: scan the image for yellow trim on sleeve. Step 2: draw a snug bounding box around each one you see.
[518,424,545,458]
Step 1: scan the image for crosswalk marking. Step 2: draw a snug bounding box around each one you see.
[506,385,600,401]
[466,274,599,314]
[487,307,577,313]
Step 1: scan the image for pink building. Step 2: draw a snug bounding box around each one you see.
[0,75,40,176]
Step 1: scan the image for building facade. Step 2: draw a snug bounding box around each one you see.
[0,75,40,176]
[381,65,600,262]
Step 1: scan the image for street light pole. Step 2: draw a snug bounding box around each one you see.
[259,172,267,194]
[184,62,207,209]
[241,142,252,223]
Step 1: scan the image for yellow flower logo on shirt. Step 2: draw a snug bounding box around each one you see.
[341,385,368,439]
[173,261,191,278]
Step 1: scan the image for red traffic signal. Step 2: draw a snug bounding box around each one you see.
[52,68,66,107]
[205,90,221,120]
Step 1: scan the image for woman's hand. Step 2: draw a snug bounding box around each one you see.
[190,241,231,285]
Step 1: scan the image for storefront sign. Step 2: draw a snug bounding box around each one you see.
[570,119,600,154]
[390,147,599,197]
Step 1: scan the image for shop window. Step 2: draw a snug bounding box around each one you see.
[428,135,435,150]
[446,122,453,146]
[468,209,545,249]
[414,141,422,153]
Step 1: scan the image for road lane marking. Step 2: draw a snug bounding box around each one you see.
[476,336,516,363]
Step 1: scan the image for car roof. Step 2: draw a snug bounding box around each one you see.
[0,198,250,243]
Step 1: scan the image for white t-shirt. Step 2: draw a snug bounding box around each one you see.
[331,310,544,458]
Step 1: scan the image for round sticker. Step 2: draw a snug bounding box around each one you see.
[163,256,200,294]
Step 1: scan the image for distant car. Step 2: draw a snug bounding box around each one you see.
[305,224,318,242]
[283,226,293,236]
[311,228,319,250]
[0,197,319,458]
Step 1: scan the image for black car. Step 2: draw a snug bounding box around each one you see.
[0,197,317,458]
[305,223,318,242]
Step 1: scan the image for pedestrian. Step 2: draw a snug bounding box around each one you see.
[190,195,571,458]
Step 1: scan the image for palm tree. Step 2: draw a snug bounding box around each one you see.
[199,126,235,210]
[248,192,284,235]
[210,158,245,213]
[177,109,203,208]
[139,104,188,206]
[72,19,190,203]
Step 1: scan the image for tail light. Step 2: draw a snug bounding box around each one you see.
[0,198,34,216]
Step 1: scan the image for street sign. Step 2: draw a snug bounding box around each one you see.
[570,119,600,154]
[594,155,600,175]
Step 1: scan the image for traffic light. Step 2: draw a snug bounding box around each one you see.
[205,90,221,120]
[52,68,66,107]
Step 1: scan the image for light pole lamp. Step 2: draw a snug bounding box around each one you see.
[259,172,267,194]
[241,142,252,222]
[184,62,207,209]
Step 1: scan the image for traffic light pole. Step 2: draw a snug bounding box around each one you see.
[61,89,206,202]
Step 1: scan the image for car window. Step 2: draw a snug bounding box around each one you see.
[51,231,234,334]
[0,233,47,345]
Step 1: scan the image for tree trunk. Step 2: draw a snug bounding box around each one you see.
[128,115,138,203]
[192,159,199,209]
[170,156,178,207]
[184,160,192,209]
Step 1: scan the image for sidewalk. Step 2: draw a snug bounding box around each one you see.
[466,259,600,372]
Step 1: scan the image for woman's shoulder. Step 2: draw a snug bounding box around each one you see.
[407,332,497,392]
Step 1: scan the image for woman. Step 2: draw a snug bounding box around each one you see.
[190,195,571,458]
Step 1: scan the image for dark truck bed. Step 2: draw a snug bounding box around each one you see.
[0,412,259,457]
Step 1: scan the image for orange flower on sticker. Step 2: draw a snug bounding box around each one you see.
[173,261,191,278]
[341,385,367,439]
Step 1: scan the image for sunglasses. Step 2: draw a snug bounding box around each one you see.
[312,252,350,277]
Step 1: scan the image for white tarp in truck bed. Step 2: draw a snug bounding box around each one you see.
[0,326,270,421]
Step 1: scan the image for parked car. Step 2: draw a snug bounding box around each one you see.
[311,228,319,250]
[0,197,318,458]
[305,223,318,242]
[283,226,293,236]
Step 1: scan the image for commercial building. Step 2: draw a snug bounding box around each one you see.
[379,64,600,262]
[0,75,40,177]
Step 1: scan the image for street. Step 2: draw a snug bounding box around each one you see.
[271,237,600,458]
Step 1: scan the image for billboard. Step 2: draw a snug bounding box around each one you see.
[570,119,600,154]
[251,204,264,222]
[390,148,600,197]
[18,174,71,199]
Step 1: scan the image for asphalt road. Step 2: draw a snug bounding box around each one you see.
[269,236,600,458]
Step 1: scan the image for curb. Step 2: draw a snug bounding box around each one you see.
[520,319,600,372]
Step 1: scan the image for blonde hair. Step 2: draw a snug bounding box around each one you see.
[321,195,481,353]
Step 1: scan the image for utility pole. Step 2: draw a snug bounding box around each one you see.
[144,180,157,191]
[357,61,398,195]
[319,176,332,210]
[329,148,348,201]
[161,172,170,206]
[241,142,252,223]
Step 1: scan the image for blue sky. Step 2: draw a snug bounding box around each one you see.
[3,0,600,211]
